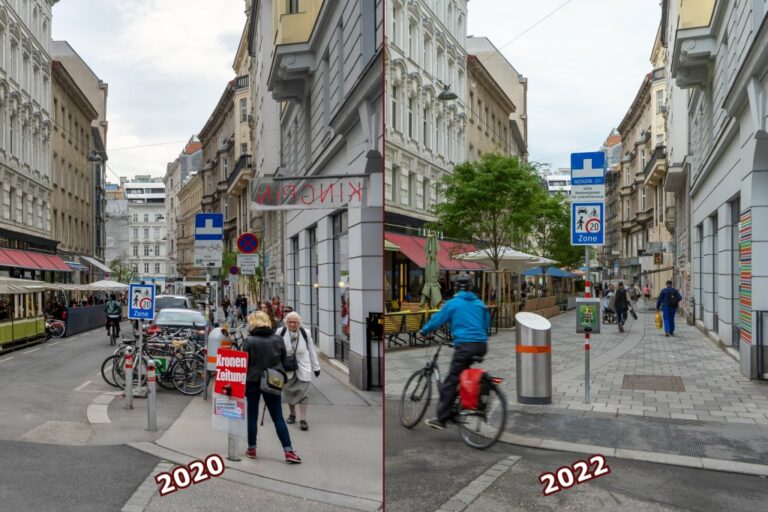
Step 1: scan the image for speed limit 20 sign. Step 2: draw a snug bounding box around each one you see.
[128,284,156,320]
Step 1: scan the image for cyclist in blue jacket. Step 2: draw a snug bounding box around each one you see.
[419,273,490,430]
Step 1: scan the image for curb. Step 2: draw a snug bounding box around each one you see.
[127,442,382,511]
[498,431,768,477]
[121,461,173,512]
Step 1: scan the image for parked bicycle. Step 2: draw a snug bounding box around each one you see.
[399,336,508,449]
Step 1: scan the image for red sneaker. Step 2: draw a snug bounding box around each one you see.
[284,450,302,464]
[246,447,256,459]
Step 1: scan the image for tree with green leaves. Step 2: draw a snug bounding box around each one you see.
[529,192,583,271]
[430,153,550,271]
[109,257,133,283]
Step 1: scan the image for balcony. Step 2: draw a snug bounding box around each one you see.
[670,0,719,89]
[227,154,253,193]
[235,75,249,91]
[619,184,635,197]
[643,145,667,186]
[268,0,324,101]
[621,219,636,232]
[636,207,654,225]
[664,159,688,193]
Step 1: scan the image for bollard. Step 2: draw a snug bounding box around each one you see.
[515,312,552,404]
[147,359,157,432]
[584,326,591,404]
[124,346,134,409]
[227,432,241,462]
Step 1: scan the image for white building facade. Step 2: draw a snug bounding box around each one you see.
[670,0,768,378]
[0,0,55,250]
[385,0,468,228]
[124,179,167,291]
[267,0,383,390]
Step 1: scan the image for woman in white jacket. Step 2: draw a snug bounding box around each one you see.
[278,311,321,431]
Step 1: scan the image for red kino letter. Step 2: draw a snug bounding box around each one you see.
[300,185,316,205]
[256,185,272,205]
[348,181,363,202]
[319,183,335,204]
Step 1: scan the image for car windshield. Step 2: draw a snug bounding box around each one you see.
[155,310,206,327]
[155,297,188,311]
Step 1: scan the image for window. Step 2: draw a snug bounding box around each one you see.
[423,107,431,149]
[408,172,416,206]
[144,245,150,256]
[423,37,431,71]
[155,244,161,257]
[155,263,161,274]
[132,227,138,239]
[408,20,416,59]
[240,98,247,123]
[391,165,400,203]
[422,178,430,210]
[143,214,149,222]
[392,5,400,47]
[144,263,150,274]
[133,245,139,257]
[154,227,160,238]
[155,214,162,222]
[288,0,299,14]
[291,236,300,309]
[408,98,414,139]
[322,51,330,126]
[143,228,149,239]
[332,211,349,339]
[241,143,247,156]
[656,90,665,114]
[391,85,399,131]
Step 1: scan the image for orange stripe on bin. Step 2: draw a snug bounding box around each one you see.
[516,345,551,354]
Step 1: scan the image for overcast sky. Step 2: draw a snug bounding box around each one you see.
[467,0,661,170]
[52,0,246,183]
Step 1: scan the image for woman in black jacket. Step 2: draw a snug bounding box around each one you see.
[243,311,301,463]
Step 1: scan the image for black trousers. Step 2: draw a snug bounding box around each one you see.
[437,342,488,422]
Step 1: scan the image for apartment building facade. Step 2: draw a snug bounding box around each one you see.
[267,0,383,389]
[124,178,167,291]
[669,0,768,377]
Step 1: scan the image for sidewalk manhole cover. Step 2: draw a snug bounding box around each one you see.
[622,375,685,392]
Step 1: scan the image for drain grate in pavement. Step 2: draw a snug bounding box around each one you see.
[622,374,686,392]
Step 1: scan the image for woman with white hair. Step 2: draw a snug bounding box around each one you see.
[278,311,321,431]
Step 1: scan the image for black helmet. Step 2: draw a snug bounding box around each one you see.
[454,273,474,291]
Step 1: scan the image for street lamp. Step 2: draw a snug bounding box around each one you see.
[437,83,458,101]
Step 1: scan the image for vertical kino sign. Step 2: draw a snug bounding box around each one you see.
[252,176,369,210]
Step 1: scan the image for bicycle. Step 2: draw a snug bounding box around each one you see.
[46,318,65,338]
[399,336,508,450]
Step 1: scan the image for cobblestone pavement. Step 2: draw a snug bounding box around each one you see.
[385,307,768,425]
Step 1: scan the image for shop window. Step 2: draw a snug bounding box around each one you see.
[333,211,349,339]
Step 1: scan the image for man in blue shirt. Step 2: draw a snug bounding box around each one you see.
[419,274,490,430]
[656,280,683,337]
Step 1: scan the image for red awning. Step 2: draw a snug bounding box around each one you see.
[0,248,72,272]
[384,233,487,271]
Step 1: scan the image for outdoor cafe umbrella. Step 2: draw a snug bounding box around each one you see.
[421,232,442,308]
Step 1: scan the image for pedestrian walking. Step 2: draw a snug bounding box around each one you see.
[260,301,278,329]
[656,280,682,337]
[614,282,629,332]
[242,311,302,463]
[278,311,321,431]
[642,282,651,305]
[271,296,284,322]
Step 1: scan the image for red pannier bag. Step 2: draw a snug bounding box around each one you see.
[459,368,485,410]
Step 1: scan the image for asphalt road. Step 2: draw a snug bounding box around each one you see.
[384,399,768,512]
[0,323,192,511]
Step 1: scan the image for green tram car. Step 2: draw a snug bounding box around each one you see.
[0,278,47,350]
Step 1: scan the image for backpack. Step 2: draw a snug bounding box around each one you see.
[279,327,308,372]
[667,290,680,309]
[106,301,121,315]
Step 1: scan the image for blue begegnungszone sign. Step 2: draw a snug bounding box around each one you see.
[128,284,156,320]
[571,202,604,246]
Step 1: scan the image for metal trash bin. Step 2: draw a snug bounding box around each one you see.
[515,312,552,404]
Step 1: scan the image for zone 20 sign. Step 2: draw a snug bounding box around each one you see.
[571,202,604,246]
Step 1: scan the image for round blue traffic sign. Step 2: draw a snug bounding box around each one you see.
[237,233,259,254]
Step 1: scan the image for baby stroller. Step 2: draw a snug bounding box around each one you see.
[603,293,617,324]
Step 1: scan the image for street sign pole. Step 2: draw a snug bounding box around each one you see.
[585,246,590,404]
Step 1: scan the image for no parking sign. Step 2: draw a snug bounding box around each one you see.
[128,284,155,320]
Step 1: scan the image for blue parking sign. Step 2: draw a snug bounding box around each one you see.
[128,284,155,320]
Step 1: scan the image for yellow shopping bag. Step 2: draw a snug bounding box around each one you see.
[655,311,663,330]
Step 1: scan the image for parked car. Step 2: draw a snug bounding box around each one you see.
[154,295,196,312]
[146,308,209,343]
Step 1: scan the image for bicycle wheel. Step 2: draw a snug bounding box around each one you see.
[113,355,147,388]
[399,370,432,428]
[100,355,121,388]
[171,355,206,395]
[457,384,507,450]
[50,321,65,338]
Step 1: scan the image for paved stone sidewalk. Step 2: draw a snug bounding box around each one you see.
[385,307,768,424]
